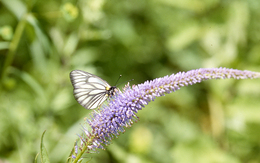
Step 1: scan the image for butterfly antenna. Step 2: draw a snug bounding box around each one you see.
[116,78,134,86]
[114,75,122,86]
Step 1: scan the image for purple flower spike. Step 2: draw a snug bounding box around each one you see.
[77,67,260,154]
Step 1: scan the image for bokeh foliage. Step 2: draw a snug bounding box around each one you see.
[0,0,260,162]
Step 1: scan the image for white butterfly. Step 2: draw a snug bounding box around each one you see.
[70,70,117,109]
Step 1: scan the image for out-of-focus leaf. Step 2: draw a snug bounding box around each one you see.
[63,32,79,57]
[0,25,13,40]
[61,3,79,22]
[51,88,73,111]
[35,153,39,163]
[166,23,201,52]
[129,126,153,154]
[110,18,139,47]
[26,14,51,55]
[2,77,16,90]
[157,0,218,13]
[40,130,50,163]
[11,67,47,104]
[71,48,97,67]
[1,0,27,19]
[171,137,240,163]
[30,40,47,75]
[0,42,10,50]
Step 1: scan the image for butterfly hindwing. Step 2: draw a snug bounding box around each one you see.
[70,70,112,109]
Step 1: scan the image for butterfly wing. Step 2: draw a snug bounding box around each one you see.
[70,70,111,109]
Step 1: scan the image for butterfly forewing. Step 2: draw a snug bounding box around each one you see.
[70,70,112,109]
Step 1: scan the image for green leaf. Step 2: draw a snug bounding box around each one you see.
[34,153,39,163]
[40,130,50,163]
[1,0,27,19]
[10,67,47,104]
[0,42,10,50]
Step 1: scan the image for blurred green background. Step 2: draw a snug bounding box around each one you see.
[1,0,260,162]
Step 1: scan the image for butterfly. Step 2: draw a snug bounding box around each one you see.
[70,70,117,109]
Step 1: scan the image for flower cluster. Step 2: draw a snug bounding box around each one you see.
[71,67,260,160]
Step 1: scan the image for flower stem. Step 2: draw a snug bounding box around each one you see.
[72,135,95,163]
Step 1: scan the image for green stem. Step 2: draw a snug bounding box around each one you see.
[72,135,95,163]
[1,14,27,81]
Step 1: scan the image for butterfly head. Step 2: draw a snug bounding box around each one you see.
[106,86,117,97]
